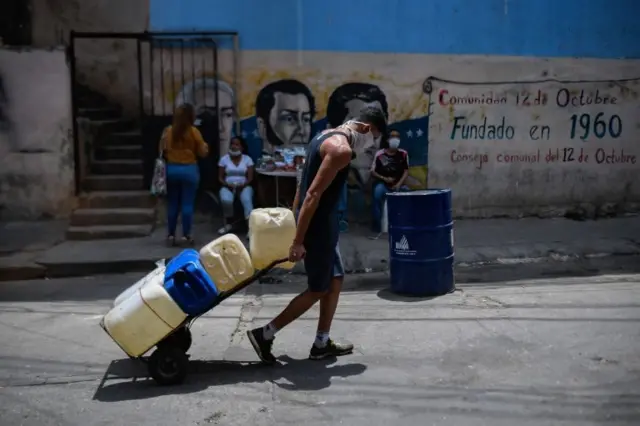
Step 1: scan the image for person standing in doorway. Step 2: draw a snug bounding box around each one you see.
[217,136,255,235]
[160,103,209,246]
[370,129,410,234]
[247,106,387,363]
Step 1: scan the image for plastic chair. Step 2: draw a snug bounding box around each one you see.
[203,190,248,233]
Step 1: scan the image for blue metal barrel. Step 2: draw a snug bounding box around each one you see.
[387,189,454,296]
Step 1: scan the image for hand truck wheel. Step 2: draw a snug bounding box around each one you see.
[148,345,189,386]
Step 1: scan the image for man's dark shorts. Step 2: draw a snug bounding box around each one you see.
[304,243,344,292]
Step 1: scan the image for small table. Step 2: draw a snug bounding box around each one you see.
[256,169,298,207]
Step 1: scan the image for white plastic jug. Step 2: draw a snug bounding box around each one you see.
[102,283,186,357]
[199,233,255,292]
[249,208,296,270]
[113,265,165,307]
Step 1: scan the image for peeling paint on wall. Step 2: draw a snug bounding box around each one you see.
[0,48,75,220]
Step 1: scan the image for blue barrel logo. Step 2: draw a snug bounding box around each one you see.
[387,189,455,296]
[393,234,417,256]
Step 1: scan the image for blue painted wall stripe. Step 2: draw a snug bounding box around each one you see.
[151,0,640,58]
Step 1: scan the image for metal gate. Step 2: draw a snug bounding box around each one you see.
[68,31,239,194]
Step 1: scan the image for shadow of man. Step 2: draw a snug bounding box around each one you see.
[93,355,367,402]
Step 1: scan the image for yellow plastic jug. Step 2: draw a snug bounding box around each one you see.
[102,282,186,357]
[199,233,255,292]
[248,207,296,270]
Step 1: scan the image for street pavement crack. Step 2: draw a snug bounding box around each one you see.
[228,289,263,348]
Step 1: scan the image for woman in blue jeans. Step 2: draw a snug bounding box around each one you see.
[217,136,255,234]
[160,103,209,246]
[370,129,410,234]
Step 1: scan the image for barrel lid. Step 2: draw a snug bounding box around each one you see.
[387,189,451,197]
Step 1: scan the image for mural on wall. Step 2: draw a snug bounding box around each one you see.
[429,78,639,213]
[324,82,389,189]
[237,78,430,215]
[158,57,431,217]
[254,79,316,152]
[173,77,236,159]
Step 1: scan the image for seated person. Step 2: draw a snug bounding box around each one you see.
[370,129,410,233]
[217,136,255,234]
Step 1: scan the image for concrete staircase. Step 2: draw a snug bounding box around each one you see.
[67,90,156,240]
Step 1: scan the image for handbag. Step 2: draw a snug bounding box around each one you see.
[150,155,166,196]
[150,129,168,196]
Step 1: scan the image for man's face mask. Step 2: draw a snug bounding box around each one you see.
[343,120,375,152]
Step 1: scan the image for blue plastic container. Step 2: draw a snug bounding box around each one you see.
[163,249,219,316]
[387,189,454,296]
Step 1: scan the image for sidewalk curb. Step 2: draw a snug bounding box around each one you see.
[1,264,47,281]
[42,259,159,279]
[1,251,639,282]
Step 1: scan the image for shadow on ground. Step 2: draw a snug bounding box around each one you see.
[92,355,367,402]
[88,356,640,423]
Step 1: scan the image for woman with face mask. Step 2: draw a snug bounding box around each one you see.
[369,129,410,234]
[217,136,255,234]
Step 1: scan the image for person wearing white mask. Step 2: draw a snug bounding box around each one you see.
[247,106,386,364]
[370,129,410,234]
[217,136,255,234]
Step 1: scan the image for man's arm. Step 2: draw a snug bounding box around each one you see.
[394,151,410,188]
[371,169,387,181]
[292,184,301,214]
[294,138,352,245]
[395,169,409,188]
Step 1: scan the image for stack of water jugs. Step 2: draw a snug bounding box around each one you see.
[101,207,297,358]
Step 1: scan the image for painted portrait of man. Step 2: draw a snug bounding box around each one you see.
[255,79,316,152]
[326,82,389,187]
[174,77,235,157]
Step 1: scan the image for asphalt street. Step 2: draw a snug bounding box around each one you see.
[0,260,639,426]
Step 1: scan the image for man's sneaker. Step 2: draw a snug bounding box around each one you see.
[309,339,354,360]
[247,328,276,364]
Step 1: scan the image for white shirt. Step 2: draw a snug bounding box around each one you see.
[218,154,254,186]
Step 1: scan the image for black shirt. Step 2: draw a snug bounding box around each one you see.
[298,130,351,249]
[372,148,409,183]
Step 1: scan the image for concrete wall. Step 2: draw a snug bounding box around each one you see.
[151,0,640,58]
[147,48,431,220]
[145,49,640,218]
[0,48,75,220]
[30,0,150,116]
[428,60,640,217]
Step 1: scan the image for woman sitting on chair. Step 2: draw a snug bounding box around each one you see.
[217,136,255,235]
